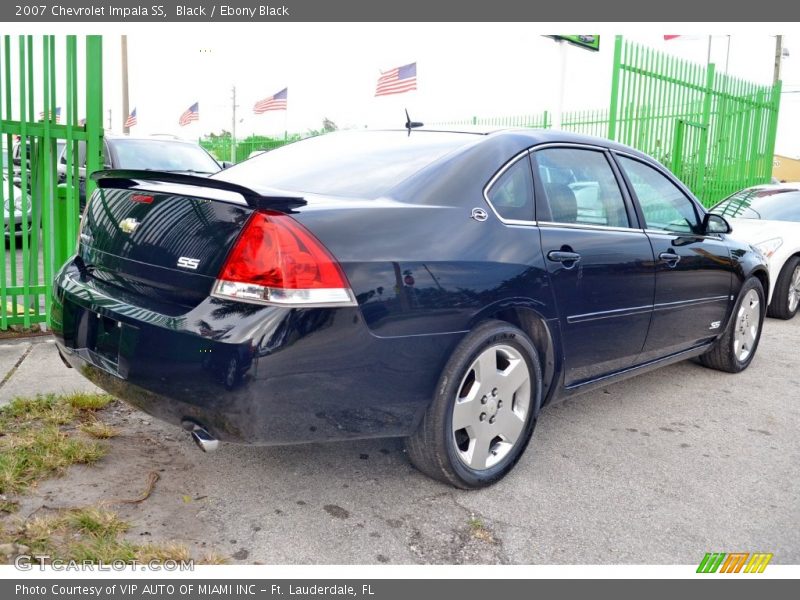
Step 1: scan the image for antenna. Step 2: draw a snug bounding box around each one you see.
[404,109,424,136]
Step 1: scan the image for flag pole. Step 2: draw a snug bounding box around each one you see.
[121,35,130,135]
[553,39,568,129]
[231,85,237,163]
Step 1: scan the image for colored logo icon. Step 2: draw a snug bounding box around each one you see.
[697,552,773,573]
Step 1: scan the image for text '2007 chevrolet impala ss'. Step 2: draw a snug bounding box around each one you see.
[52,129,769,488]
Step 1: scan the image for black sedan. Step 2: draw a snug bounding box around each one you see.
[52,129,768,488]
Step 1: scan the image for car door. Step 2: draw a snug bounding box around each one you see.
[615,154,733,360]
[532,145,655,387]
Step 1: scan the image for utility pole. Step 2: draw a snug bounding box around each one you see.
[553,39,568,129]
[107,109,112,130]
[121,35,130,134]
[231,85,238,163]
[774,35,783,85]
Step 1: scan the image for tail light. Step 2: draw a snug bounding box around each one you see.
[212,211,356,307]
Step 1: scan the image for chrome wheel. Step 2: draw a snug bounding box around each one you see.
[788,265,800,314]
[733,289,761,362]
[451,344,531,471]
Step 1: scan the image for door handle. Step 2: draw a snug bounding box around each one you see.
[659,251,681,267]
[547,250,581,269]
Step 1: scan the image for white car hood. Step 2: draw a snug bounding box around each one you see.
[727,218,799,246]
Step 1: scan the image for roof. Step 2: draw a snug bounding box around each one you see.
[103,133,201,145]
[377,127,652,160]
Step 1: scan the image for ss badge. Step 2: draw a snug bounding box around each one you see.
[709,321,721,330]
[177,256,200,270]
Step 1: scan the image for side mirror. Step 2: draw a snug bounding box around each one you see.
[221,161,234,169]
[704,213,732,235]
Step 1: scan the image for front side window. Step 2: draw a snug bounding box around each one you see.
[485,155,534,222]
[618,156,702,234]
[534,148,630,228]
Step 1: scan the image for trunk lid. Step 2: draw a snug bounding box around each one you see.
[80,171,303,307]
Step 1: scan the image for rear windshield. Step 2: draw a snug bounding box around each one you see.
[213,131,479,198]
[110,139,221,174]
[712,187,800,222]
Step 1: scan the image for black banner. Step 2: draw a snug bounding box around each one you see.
[4,579,800,600]
[1,0,799,22]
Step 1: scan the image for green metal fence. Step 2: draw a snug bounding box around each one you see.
[431,37,781,208]
[608,36,781,206]
[562,108,610,138]
[0,35,103,330]
[201,137,290,163]
[430,112,552,129]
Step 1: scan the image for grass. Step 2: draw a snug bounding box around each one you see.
[0,392,225,566]
[0,392,115,496]
[79,421,119,439]
[5,507,191,565]
[68,507,129,537]
[198,551,229,565]
[467,515,496,544]
[65,392,114,411]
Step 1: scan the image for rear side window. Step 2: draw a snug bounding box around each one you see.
[534,148,630,228]
[618,156,702,234]
[485,156,534,222]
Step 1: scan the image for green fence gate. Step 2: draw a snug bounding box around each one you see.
[431,36,781,208]
[608,35,781,206]
[0,35,103,331]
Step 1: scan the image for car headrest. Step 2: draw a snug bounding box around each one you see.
[545,183,578,223]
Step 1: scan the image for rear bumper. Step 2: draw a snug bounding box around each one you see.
[52,259,461,445]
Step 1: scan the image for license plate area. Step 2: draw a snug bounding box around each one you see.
[92,313,121,367]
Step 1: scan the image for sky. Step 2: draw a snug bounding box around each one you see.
[5,25,800,157]
[101,26,800,156]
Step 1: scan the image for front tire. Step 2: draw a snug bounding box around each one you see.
[767,256,800,320]
[405,320,542,489]
[699,277,765,373]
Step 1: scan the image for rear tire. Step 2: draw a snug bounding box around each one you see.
[699,277,765,373]
[405,320,542,489]
[767,256,800,320]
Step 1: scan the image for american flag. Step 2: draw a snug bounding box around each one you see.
[38,106,61,122]
[254,88,288,113]
[179,102,199,126]
[125,108,137,128]
[375,63,417,97]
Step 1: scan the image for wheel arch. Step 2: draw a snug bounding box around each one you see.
[474,304,559,412]
[749,266,770,302]
[724,265,769,332]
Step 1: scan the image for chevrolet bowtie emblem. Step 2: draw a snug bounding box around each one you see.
[120,217,140,234]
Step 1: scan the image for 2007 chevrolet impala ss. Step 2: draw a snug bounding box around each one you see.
[52,129,769,488]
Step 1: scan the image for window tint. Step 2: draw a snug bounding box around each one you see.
[59,141,87,167]
[110,139,221,174]
[618,156,701,234]
[712,188,800,222]
[534,148,629,227]
[214,131,478,198]
[486,156,534,221]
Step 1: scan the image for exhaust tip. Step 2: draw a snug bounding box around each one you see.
[182,420,219,452]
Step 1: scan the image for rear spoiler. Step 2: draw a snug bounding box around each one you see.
[91,169,306,211]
